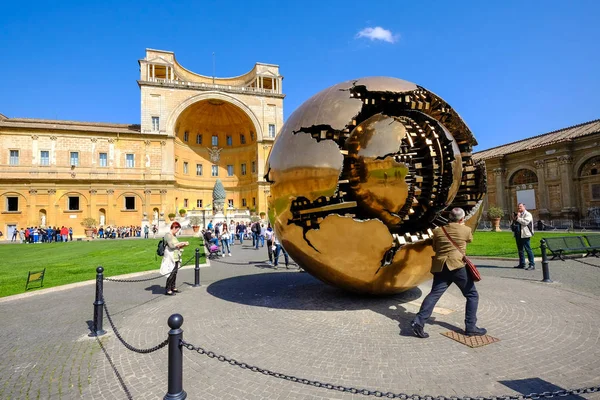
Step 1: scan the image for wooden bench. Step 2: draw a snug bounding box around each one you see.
[583,235,600,257]
[25,268,46,290]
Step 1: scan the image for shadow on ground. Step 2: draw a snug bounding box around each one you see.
[206,272,426,335]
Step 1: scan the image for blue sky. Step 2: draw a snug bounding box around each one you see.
[1,0,598,151]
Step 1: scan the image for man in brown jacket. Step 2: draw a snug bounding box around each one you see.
[411,207,486,338]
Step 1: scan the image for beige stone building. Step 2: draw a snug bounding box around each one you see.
[0,49,284,238]
[474,119,600,226]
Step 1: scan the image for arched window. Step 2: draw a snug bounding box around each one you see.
[510,169,538,185]
[580,156,600,177]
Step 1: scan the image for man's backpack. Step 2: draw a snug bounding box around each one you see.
[157,237,167,257]
[251,222,259,233]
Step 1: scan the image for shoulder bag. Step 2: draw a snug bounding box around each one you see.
[440,226,481,282]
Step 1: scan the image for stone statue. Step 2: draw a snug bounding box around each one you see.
[40,215,46,227]
[266,77,487,294]
[100,215,105,226]
[212,179,226,214]
[153,210,159,223]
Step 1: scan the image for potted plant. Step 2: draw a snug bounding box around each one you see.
[168,213,176,221]
[189,216,202,233]
[179,208,187,217]
[487,206,505,232]
[81,217,97,238]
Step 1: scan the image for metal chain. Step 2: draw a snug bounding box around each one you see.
[103,255,195,283]
[180,340,599,399]
[468,246,540,258]
[102,297,168,354]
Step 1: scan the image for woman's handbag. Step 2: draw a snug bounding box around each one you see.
[440,226,481,282]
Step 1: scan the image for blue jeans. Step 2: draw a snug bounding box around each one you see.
[414,265,479,330]
[516,237,535,267]
[274,244,289,266]
[238,233,244,245]
[230,232,235,245]
[221,238,231,255]
[253,232,259,249]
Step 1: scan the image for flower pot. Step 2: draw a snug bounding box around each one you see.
[192,226,200,233]
[491,218,501,232]
[84,228,95,238]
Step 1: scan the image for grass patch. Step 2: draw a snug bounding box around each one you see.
[0,237,206,298]
[469,231,600,257]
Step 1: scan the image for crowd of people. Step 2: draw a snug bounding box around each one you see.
[201,219,291,268]
[9,226,74,243]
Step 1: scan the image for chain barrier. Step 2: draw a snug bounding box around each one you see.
[467,246,540,258]
[103,255,196,283]
[102,296,168,354]
[180,340,599,399]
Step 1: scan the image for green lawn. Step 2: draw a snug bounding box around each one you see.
[0,237,206,298]
[469,231,600,257]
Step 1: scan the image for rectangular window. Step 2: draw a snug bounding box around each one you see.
[70,152,79,166]
[126,153,134,168]
[227,164,234,176]
[242,198,247,207]
[152,116,160,132]
[197,199,203,208]
[241,163,247,176]
[184,131,189,142]
[196,164,203,176]
[240,134,246,144]
[196,134,202,144]
[9,150,19,166]
[252,197,256,206]
[99,152,108,167]
[252,161,256,174]
[183,198,188,208]
[228,199,234,208]
[211,165,219,176]
[6,196,18,211]
[125,196,135,210]
[40,151,50,166]
[68,196,80,211]
[250,131,255,141]
[183,162,189,174]
[268,124,276,138]
[212,135,218,146]
[226,135,232,146]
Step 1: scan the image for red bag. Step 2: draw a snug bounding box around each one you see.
[440,226,482,282]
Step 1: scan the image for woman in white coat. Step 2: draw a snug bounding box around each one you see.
[160,222,189,295]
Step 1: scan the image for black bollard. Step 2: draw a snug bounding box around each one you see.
[91,266,106,336]
[540,239,552,283]
[164,314,187,400]
[193,248,200,287]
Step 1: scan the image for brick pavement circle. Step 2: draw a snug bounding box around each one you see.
[1,243,599,399]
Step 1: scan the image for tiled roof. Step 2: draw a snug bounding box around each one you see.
[0,116,141,134]
[473,119,600,160]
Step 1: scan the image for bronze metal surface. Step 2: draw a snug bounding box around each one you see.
[441,331,500,348]
[266,77,487,294]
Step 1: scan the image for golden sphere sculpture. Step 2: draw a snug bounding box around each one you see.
[266,77,487,294]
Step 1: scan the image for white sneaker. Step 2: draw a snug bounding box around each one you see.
[228,253,232,257]
[222,254,225,257]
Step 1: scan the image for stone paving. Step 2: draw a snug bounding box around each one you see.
[0,240,599,399]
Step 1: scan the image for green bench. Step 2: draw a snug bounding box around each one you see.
[25,268,46,290]
[543,236,600,261]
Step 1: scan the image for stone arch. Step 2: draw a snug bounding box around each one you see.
[576,152,600,177]
[57,191,89,203]
[166,92,264,141]
[507,166,538,186]
[0,191,28,212]
[115,191,145,209]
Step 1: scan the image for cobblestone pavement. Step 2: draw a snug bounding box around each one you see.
[0,242,599,399]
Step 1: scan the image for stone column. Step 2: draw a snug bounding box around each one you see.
[28,189,37,226]
[160,189,168,226]
[107,189,114,226]
[534,160,549,217]
[89,190,97,219]
[558,155,578,217]
[48,189,56,227]
[493,168,507,212]
[144,189,152,221]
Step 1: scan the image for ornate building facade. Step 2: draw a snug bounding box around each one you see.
[474,119,600,224]
[0,49,284,237]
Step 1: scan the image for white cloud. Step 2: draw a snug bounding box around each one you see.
[356,26,399,44]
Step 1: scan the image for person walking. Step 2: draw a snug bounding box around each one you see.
[411,207,486,338]
[144,225,149,239]
[19,228,25,243]
[265,224,274,265]
[512,203,535,270]
[11,227,18,242]
[273,232,290,269]
[220,224,232,257]
[68,227,73,241]
[229,220,236,246]
[160,222,189,296]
